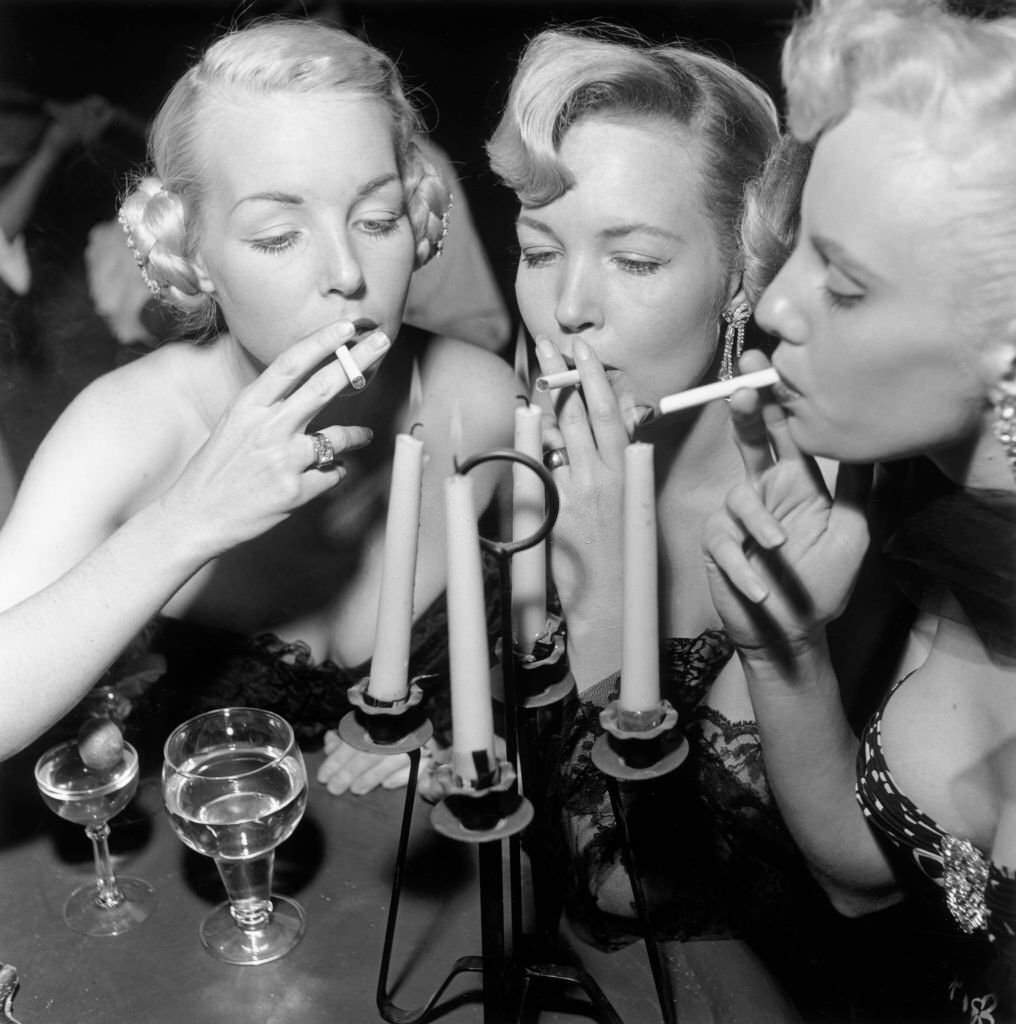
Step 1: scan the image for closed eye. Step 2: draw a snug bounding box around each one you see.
[250,231,300,255]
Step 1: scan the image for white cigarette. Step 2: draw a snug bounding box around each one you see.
[335,343,366,391]
[534,369,581,392]
[657,367,780,415]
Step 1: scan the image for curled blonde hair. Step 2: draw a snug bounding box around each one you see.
[740,136,813,307]
[782,0,1016,338]
[119,19,450,333]
[486,25,779,275]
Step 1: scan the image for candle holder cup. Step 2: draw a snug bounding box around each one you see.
[509,614,575,709]
[592,698,688,779]
[431,757,533,841]
[590,697,689,1024]
[339,677,434,754]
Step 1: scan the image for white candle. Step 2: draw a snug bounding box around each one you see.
[620,442,660,713]
[512,403,547,654]
[444,473,497,778]
[368,432,424,702]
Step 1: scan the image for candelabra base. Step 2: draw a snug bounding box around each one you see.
[589,699,686,1024]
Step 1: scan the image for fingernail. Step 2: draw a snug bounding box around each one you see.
[535,336,555,360]
[368,330,390,352]
[761,526,786,548]
[335,320,356,341]
[574,339,590,361]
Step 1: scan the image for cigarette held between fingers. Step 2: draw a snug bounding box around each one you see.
[335,330,390,391]
[534,369,581,392]
[657,367,780,415]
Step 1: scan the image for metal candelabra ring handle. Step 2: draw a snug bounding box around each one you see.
[454,448,559,557]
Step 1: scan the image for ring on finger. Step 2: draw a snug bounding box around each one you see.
[335,343,366,391]
[309,431,338,471]
[543,447,569,471]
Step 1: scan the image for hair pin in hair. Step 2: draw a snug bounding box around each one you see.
[435,193,454,259]
[116,208,161,298]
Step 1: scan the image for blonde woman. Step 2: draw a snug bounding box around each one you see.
[0,20,516,767]
[705,1,1016,1018]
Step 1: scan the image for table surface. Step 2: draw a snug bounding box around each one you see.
[0,728,801,1024]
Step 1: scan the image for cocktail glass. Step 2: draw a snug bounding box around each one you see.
[34,738,155,936]
[162,707,308,965]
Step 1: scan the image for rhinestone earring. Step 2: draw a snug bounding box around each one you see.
[719,302,751,382]
[993,389,1016,481]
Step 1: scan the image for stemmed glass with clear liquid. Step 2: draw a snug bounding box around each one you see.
[162,707,308,965]
[34,737,156,936]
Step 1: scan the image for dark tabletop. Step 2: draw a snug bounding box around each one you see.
[0,728,800,1024]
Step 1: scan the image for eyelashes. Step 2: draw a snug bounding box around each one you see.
[248,215,404,256]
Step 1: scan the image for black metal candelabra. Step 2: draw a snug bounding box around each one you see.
[340,446,685,1024]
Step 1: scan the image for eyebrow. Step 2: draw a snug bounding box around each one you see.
[516,213,684,246]
[230,172,402,216]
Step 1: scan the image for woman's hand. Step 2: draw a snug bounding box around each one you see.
[534,336,632,683]
[159,323,390,562]
[702,354,871,663]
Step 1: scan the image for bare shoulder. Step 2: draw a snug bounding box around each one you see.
[421,336,516,441]
[21,342,213,511]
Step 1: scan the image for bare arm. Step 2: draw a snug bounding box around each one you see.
[0,324,386,760]
[702,353,900,912]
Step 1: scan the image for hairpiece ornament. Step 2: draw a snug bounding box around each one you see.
[116,207,161,298]
[993,390,1016,481]
[719,301,752,382]
[435,193,453,260]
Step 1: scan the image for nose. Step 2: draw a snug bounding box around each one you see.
[555,259,602,336]
[318,231,365,299]
[755,260,808,346]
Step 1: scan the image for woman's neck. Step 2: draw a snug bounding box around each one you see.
[638,397,741,493]
[929,416,1016,494]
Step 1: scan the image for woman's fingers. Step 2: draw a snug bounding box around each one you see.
[296,424,374,473]
[703,513,771,605]
[574,339,628,468]
[317,737,410,796]
[279,330,392,430]
[243,322,390,414]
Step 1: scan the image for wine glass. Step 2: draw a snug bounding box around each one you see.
[34,737,156,936]
[162,707,309,965]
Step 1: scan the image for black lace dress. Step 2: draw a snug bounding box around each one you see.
[120,549,503,755]
[526,630,886,1021]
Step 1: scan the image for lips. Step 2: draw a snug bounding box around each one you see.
[351,317,379,338]
[771,373,803,404]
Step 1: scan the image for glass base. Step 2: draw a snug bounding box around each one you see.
[64,876,156,936]
[200,895,305,965]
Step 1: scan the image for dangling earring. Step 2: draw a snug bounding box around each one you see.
[719,302,751,381]
[994,389,1016,480]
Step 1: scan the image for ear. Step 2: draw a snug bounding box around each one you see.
[722,265,748,314]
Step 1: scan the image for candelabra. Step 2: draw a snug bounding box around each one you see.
[342,447,684,1024]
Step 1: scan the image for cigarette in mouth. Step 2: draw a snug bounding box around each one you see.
[657,367,780,415]
[534,369,581,392]
[334,343,367,391]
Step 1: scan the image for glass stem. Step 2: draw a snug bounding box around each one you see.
[85,822,125,909]
[216,853,275,932]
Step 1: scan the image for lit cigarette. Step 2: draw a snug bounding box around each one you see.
[335,343,366,391]
[657,368,780,415]
[534,369,581,392]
